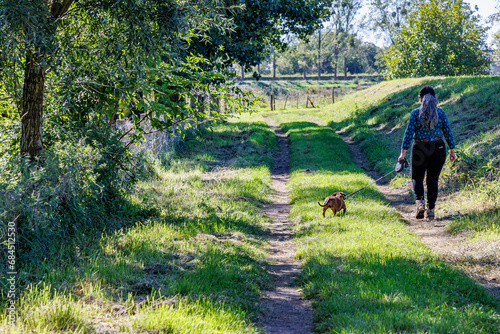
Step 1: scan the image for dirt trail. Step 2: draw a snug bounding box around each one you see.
[259,116,313,334]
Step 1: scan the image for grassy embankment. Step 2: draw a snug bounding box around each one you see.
[266,110,500,333]
[1,113,277,333]
[303,76,500,242]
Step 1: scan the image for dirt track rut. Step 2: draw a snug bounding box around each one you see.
[258,116,313,334]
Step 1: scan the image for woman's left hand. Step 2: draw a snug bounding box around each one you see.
[398,149,407,162]
[450,149,456,162]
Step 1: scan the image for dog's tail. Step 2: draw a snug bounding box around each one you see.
[318,201,326,207]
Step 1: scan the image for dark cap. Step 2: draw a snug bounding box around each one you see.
[419,86,436,98]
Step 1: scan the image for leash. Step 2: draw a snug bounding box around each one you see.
[344,170,395,199]
[344,158,409,199]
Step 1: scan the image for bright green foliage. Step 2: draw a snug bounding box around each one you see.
[384,0,490,78]
[0,0,242,150]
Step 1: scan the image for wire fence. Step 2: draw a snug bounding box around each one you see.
[256,86,365,110]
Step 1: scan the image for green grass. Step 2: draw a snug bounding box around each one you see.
[299,76,500,241]
[0,113,277,333]
[266,111,500,333]
[134,297,258,333]
[238,78,380,111]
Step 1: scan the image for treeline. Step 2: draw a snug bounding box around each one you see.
[248,0,496,80]
[260,38,385,79]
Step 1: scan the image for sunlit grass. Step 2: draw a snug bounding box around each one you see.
[267,111,500,333]
[134,297,259,334]
[295,76,500,243]
[0,114,276,333]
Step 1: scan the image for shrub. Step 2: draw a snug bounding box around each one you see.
[0,130,137,272]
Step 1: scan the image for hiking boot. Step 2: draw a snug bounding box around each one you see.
[415,200,426,219]
[426,208,435,221]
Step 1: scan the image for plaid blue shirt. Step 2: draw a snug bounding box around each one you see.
[401,108,455,150]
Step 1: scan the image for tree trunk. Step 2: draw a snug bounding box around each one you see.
[303,67,307,80]
[318,30,321,81]
[344,55,348,80]
[273,53,276,80]
[241,65,245,80]
[334,54,338,80]
[21,52,45,159]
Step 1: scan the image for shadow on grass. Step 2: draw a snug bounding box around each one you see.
[175,121,277,170]
[276,118,500,332]
[93,212,270,314]
[301,251,500,333]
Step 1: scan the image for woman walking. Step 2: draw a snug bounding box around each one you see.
[398,86,456,220]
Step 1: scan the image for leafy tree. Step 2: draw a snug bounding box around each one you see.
[322,0,362,79]
[489,0,500,22]
[1,0,331,160]
[383,0,490,79]
[188,0,332,69]
[368,0,412,45]
[0,0,234,159]
[345,41,386,74]
[495,30,500,50]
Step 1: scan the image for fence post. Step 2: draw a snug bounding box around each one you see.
[283,92,289,110]
[332,87,335,104]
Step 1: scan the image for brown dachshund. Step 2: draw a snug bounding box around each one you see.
[318,192,347,217]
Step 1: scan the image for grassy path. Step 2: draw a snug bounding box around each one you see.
[259,116,313,333]
[266,110,500,333]
[2,107,499,333]
[306,114,500,301]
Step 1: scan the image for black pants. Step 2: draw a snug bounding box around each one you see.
[411,140,446,210]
